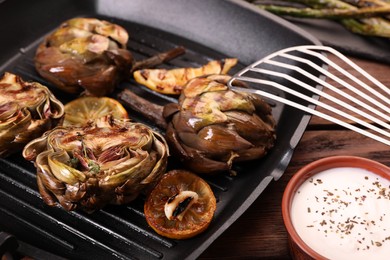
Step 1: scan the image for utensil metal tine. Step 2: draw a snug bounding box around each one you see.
[228,45,390,147]
[293,48,390,109]
[277,52,390,117]
[249,65,390,129]
[302,46,390,97]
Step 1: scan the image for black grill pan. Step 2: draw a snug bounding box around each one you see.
[0,0,321,259]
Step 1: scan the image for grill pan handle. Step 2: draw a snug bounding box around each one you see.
[0,232,18,259]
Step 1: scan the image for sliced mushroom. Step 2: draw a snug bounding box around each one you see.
[164,190,199,221]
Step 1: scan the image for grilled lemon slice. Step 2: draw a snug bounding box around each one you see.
[62,96,128,126]
[144,170,217,239]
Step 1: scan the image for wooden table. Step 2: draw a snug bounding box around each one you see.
[199,56,390,259]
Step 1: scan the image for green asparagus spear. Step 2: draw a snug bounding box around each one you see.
[247,0,390,38]
[254,2,390,19]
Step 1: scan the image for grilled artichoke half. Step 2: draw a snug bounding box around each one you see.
[23,117,169,212]
[0,72,64,157]
[35,17,134,96]
[163,74,276,175]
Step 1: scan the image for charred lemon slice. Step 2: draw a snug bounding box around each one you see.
[62,96,128,126]
[144,170,217,239]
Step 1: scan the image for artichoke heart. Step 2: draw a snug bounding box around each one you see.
[23,117,169,212]
[35,17,134,96]
[163,74,276,175]
[0,72,64,157]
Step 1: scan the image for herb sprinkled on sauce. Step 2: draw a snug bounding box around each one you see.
[291,167,390,259]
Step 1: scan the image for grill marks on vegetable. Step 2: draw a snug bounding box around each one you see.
[132,58,238,95]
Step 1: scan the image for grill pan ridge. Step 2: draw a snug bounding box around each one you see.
[0,0,321,259]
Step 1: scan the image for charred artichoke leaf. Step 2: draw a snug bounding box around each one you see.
[177,125,254,155]
[0,102,21,122]
[225,111,275,146]
[103,149,148,179]
[0,105,30,134]
[47,151,86,185]
[66,17,129,46]
[164,74,276,175]
[58,35,110,58]
[100,149,156,189]
[23,117,169,212]
[48,27,92,47]
[177,76,255,132]
[0,72,64,157]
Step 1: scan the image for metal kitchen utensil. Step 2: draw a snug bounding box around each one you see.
[229,45,390,146]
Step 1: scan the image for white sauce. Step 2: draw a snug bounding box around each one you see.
[291,167,390,260]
